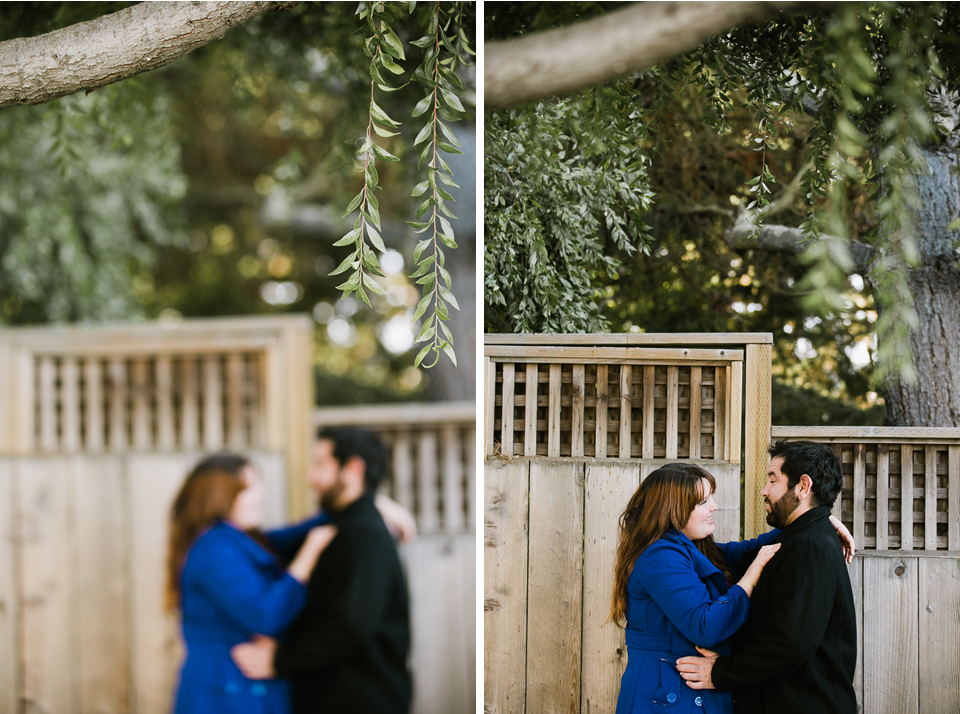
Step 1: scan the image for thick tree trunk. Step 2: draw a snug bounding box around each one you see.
[876,145,960,426]
[0,1,294,109]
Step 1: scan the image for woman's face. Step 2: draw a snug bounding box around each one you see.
[680,478,718,541]
[228,465,265,530]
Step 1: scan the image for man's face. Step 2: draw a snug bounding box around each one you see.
[761,456,802,529]
[308,438,346,511]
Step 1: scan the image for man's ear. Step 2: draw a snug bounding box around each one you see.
[798,474,814,503]
[344,455,367,483]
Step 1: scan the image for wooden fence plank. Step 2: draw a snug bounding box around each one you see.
[484,345,744,362]
[581,462,638,714]
[485,358,495,456]
[902,445,914,551]
[619,366,632,459]
[131,359,151,450]
[19,458,79,714]
[642,366,654,459]
[877,445,890,550]
[39,357,57,453]
[108,358,128,453]
[665,366,679,459]
[484,460,529,714]
[418,431,440,535]
[441,426,464,534]
[919,557,960,714]
[0,459,18,714]
[571,365,585,457]
[950,446,960,551]
[728,359,743,466]
[202,355,223,450]
[689,366,702,459]
[711,461,743,544]
[595,365,608,459]
[127,454,190,714]
[526,461,583,714]
[847,557,863,714]
[742,345,766,538]
[155,356,175,451]
[84,359,104,453]
[853,443,866,548]
[75,456,129,714]
[392,430,415,515]
[548,365,561,458]
[500,363,515,457]
[863,556,918,714]
[714,365,726,461]
[525,364,538,457]
[61,357,80,453]
[925,445,938,550]
[226,354,245,450]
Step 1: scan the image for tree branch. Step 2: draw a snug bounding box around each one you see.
[0,1,297,110]
[485,2,819,108]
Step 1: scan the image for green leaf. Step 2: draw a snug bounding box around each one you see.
[439,286,460,311]
[411,180,430,197]
[415,320,437,342]
[329,253,358,276]
[382,29,406,61]
[362,273,389,295]
[412,290,433,321]
[414,238,432,261]
[342,191,363,217]
[370,101,399,129]
[439,88,465,112]
[372,143,400,162]
[333,227,362,247]
[336,273,361,293]
[414,121,434,146]
[414,343,433,367]
[441,343,457,367]
[412,94,433,118]
[373,124,400,138]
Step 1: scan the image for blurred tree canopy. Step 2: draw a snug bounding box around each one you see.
[484,1,960,426]
[0,1,476,404]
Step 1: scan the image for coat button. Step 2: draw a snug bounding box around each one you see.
[666,693,677,703]
[695,696,703,706]
[252,683,267,696]
[224,682,240,695]
[717,595,730,603]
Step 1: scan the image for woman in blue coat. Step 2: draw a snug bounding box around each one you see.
[166,454,336,714]
[611,464,852,714]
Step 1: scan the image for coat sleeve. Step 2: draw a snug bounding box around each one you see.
[274,524,400,676]
[711,539,839,690]
[718,529,780,577]
[636,541,752,648]
[185,532,308,636]
[265,513,330,564]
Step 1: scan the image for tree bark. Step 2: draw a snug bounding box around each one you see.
[485,1,817,108]
[0,1,296,110]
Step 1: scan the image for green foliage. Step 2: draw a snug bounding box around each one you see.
[484,87,655,333]
[0,82,186,323]
[334,1,474,368]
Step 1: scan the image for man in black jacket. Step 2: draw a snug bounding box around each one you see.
[677,440,857,714]
[232,428,412,714]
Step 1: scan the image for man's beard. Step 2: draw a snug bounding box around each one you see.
[766,488,801,529]
[319,476,347,512]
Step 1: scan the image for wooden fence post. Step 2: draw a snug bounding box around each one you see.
[744,343,772,539]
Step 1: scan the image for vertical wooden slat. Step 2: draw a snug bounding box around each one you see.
[714,366,726,461]
[524,364,538,457]
[226,353,245,449]
[484,460,529,714]
[919,558,960,713]
[465,426,477,531]
[526,461,583,713]
[83,359,104,453]
[392,430,415,515]
[548,364,561,458]
[582,462,638,714]
[712,461,744,543]
[500,363,515,457]
[108,358,127,452]
[689,366,702,459]
[441,425,464,533]
[902,445,914,551]
[131,358,151,450]
[949,446,960,551]
[853,443,866,548]
[618,365,632,459]
[642,366,655,459]
[571,365,585,457]
[595,365,608,459]
[0,459,19,714]
[877,445,890,550]
[665,366,679,459]
[863,556,918,714]
[76,456,129,714]
[0,337,11,455]
[155,356,175,451]
[925,445,938,550]
[179,357,200,450]
[38,357,57,453]
[728,359,743,465]
[127,454,188,714]
[61,357,80,453]
[13,348,35,454]
[418,431,439,535]
[485,358,496,457]
[202,355,223,450]
[245,354,264,449]
[20,458,79,714]
[847,557,864,713]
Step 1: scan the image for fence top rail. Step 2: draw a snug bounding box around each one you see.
[314,401,476,429]
[484,332,773,346]
[0,314,314,355]
[484,345,744,363]
[772,426,960,442]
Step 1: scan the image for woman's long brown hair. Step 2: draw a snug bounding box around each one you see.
[610,464,735,626]
[165,454,249,611]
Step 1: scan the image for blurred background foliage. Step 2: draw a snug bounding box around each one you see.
[484,1,960,426]
[0,1,476,405]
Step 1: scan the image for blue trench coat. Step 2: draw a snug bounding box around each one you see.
[615,529,778,714]
[173,515,327,714]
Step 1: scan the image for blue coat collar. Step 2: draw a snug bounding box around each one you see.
[661,529,728,585]
[208,521,278,567]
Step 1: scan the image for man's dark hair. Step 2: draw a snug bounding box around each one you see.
[769,440,843,508]
[317,427,388,492]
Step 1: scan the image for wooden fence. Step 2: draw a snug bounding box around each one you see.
[484,335,960,714]
[0,318,476,714]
